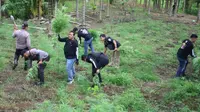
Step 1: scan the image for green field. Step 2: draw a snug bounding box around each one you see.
[1,4,200,112]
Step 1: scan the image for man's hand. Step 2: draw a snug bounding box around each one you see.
[114,48,118,51]
[14,24,18,30]
[38,60,43,65]
[96,69,100,73]
[76,59,79,65]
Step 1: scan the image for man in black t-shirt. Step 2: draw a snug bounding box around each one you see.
[81,52,109,86]
[100,34,121,67]
[58,31,79,84]
[176,34,198,77]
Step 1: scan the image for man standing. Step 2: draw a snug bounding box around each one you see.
[12,21,31,70]
[73,27,95,55]
[81,52,109,86]
[58,31,79,84]
[176,34,198,77]
[100,34,121,67]
[22,48,50,85]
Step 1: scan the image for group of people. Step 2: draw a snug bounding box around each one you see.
[12,22,121,86]
[12,21,198,86]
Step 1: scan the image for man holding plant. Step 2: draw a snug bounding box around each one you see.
[58,31,79,84]
[22,48,50,86]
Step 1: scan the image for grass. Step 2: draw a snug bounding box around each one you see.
[1,7,200,112]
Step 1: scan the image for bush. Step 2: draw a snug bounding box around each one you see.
[164,79,200,102]
[86,94,125,112]
[114,88,157,111]
[105,73,132,86]
[88,29,99,41]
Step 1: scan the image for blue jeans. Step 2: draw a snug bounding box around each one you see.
[176,57,188,77]
[84,38,95,55]
[66,59,76,82]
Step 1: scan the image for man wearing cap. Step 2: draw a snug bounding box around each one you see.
[12,21,31,70]
[73,27,95,55]
[81,52,109,86]
[176,34,198,77]
[100,34,121,67]
[23,48,50,85]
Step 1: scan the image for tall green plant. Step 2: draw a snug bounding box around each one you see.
[52,9,71,33]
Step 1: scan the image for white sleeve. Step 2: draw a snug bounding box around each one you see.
[192,49,196,57]
[89,58,97,68]
[76,47,79,59]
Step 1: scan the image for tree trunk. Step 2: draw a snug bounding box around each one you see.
[106,0,110,17]
[148,0,151,14]
[99,0,103,22]
[158,0,161,10]
[182,0,185,12]
[197,4,200,22]
[38,0,42,20]
[144,0,147,9]
[173,0,178,17]
[55,0,58,15]
[153,0,157,10]
[76,0,79,19]
[82,0,86,26]
[140,0,142,5]
[165,0,169,12]
[0,0,1,22]
[169,0,173,16]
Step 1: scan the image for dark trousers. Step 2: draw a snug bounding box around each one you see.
[91,55,109,83]
[38,64,46,83]
[176,57,188,77]
[37,56,50,83]
[92,65,102,83]
[13,48,29,70]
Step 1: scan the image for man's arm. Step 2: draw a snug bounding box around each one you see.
[26,34,31,49]
[104,47,107,54]
[58,34,67,42]
[75,40,79,65]
[113,40,118,51]
[190,49,197,58]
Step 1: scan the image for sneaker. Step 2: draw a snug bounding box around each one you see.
[67,80,74,85]
[12,64,17,70]
[34,82,44,86]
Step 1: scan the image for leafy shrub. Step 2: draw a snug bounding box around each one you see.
[52,9,70,33]
[88,29,99,41]
[114,88,157,111]
[26,62,38,81]
[30,100,74,112]
[193,57,200,75]
[86,94,125,112]
[105,73,132,86]
[164,79,200,102]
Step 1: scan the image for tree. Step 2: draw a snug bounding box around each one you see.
[197,3,200,22]
[106,0,110,17]
[182,0,186,12]
[0,0,1,22]
[148,0,151,14]
[38,0,42,20]
[82,0,86,26]
[76,0,79,19]
[99,0,103,22]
